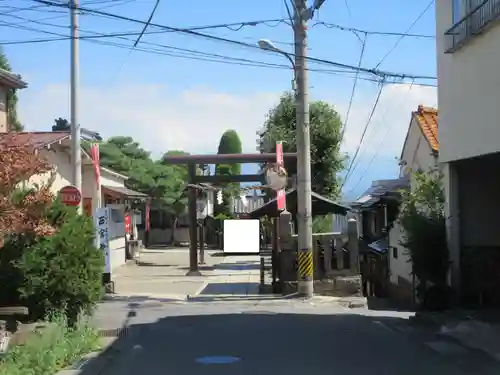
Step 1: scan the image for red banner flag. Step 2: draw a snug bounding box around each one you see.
[276,141,286,211]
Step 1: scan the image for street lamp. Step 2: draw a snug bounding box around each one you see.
[258,39,296,92]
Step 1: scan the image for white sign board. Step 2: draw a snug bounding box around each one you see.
[94,207,111,274]
[223,219,260,254]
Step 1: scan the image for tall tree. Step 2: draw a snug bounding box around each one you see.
[215,130,242,216]
[258,92,345,198]
[0,49,23,131]
[52,117,70,131]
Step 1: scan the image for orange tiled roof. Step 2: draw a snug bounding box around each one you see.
[413,104,438,152]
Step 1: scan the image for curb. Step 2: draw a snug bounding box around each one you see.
[55,335,125,375]
[408,312,445,328]
[102,292,188,302]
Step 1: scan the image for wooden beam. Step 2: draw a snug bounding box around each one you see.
[162,152,297,165]
[192,174,265,184]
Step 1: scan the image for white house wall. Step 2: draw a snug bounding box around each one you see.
[436,2,500,162]
[30,147,129,273]
[390,118,436,288]
[399,119,437,177]
[388,221,412,284]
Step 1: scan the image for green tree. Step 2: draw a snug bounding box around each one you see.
[258,92,345,198]
[93,139,190,242]
[398,170,449,309]
[0,49,23,131]
[215,130,242,216]
[52,117,71,131]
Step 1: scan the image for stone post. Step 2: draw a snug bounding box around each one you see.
[335,236,344,270]
[323,236,333,275]
[278,210,296,294]
[348,218,360,273]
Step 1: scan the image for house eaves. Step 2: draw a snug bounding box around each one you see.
[0,68,28,89]
[400,104,439,162]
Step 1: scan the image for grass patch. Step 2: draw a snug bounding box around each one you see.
[0,313,100,375]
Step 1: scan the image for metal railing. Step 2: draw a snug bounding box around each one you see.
[445,0,500,53]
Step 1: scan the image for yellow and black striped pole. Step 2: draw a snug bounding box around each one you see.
[297,248,313,285]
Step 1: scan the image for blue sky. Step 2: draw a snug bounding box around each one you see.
[1,0,437,199]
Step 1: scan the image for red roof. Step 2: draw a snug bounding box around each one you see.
[0,131,71,149]
[412,105,438,152]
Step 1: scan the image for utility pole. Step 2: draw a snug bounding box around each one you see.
[294,0,316,298]
[70,0,82,214]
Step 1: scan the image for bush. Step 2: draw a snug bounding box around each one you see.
[0,198,104,324]
[398,171,450,309]
[0,313,100,375]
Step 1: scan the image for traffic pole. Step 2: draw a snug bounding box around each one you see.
[294,0,314,298]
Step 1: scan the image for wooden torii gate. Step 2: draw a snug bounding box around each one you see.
[161,152,297,276]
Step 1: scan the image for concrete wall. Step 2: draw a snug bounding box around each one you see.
[436,1,500,162]
[138,227,190,245]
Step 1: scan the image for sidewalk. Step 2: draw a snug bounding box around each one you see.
[109,249,262,301]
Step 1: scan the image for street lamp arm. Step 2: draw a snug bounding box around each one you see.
[257,39,295,68]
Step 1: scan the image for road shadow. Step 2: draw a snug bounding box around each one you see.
[199,282,261,295]
[367,296,416,313]
[72,308,500,375]
[213,262,261,271]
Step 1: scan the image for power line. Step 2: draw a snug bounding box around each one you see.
[340,33,366,144]
[341,80,386,191]
[112,0,161,79]
[28,0,437,81]
[374,0,435,69]
[312,21,435,39]
[0,16,434,86]
[346,81,416,196]
[0,17,367,78]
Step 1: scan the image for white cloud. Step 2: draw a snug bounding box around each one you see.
[17,82,436,162]
[18,84,280,157]
[338,83,437,158]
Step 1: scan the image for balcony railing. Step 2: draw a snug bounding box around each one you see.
[445,0,500,53]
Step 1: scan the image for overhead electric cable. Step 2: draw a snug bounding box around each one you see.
[341,80,386,191]
[374,0,435,69]
[28,0,437,81]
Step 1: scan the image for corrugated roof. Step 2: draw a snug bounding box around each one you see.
[351,177,409,209]
[0,131,71,148]
[102,185,148,199]
[413,104,438,152]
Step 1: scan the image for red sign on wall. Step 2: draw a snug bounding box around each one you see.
[124,215,132,234]
[59,185,82,206]
[276,141,286,211]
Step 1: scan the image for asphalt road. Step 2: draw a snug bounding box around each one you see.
[88,298,500,375]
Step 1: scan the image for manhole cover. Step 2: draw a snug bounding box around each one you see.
[196,356,241,364]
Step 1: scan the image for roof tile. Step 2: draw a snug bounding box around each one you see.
[413,104,438,152]
[0,131,71,149]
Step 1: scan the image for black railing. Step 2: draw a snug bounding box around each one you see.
[445,0,500,52]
